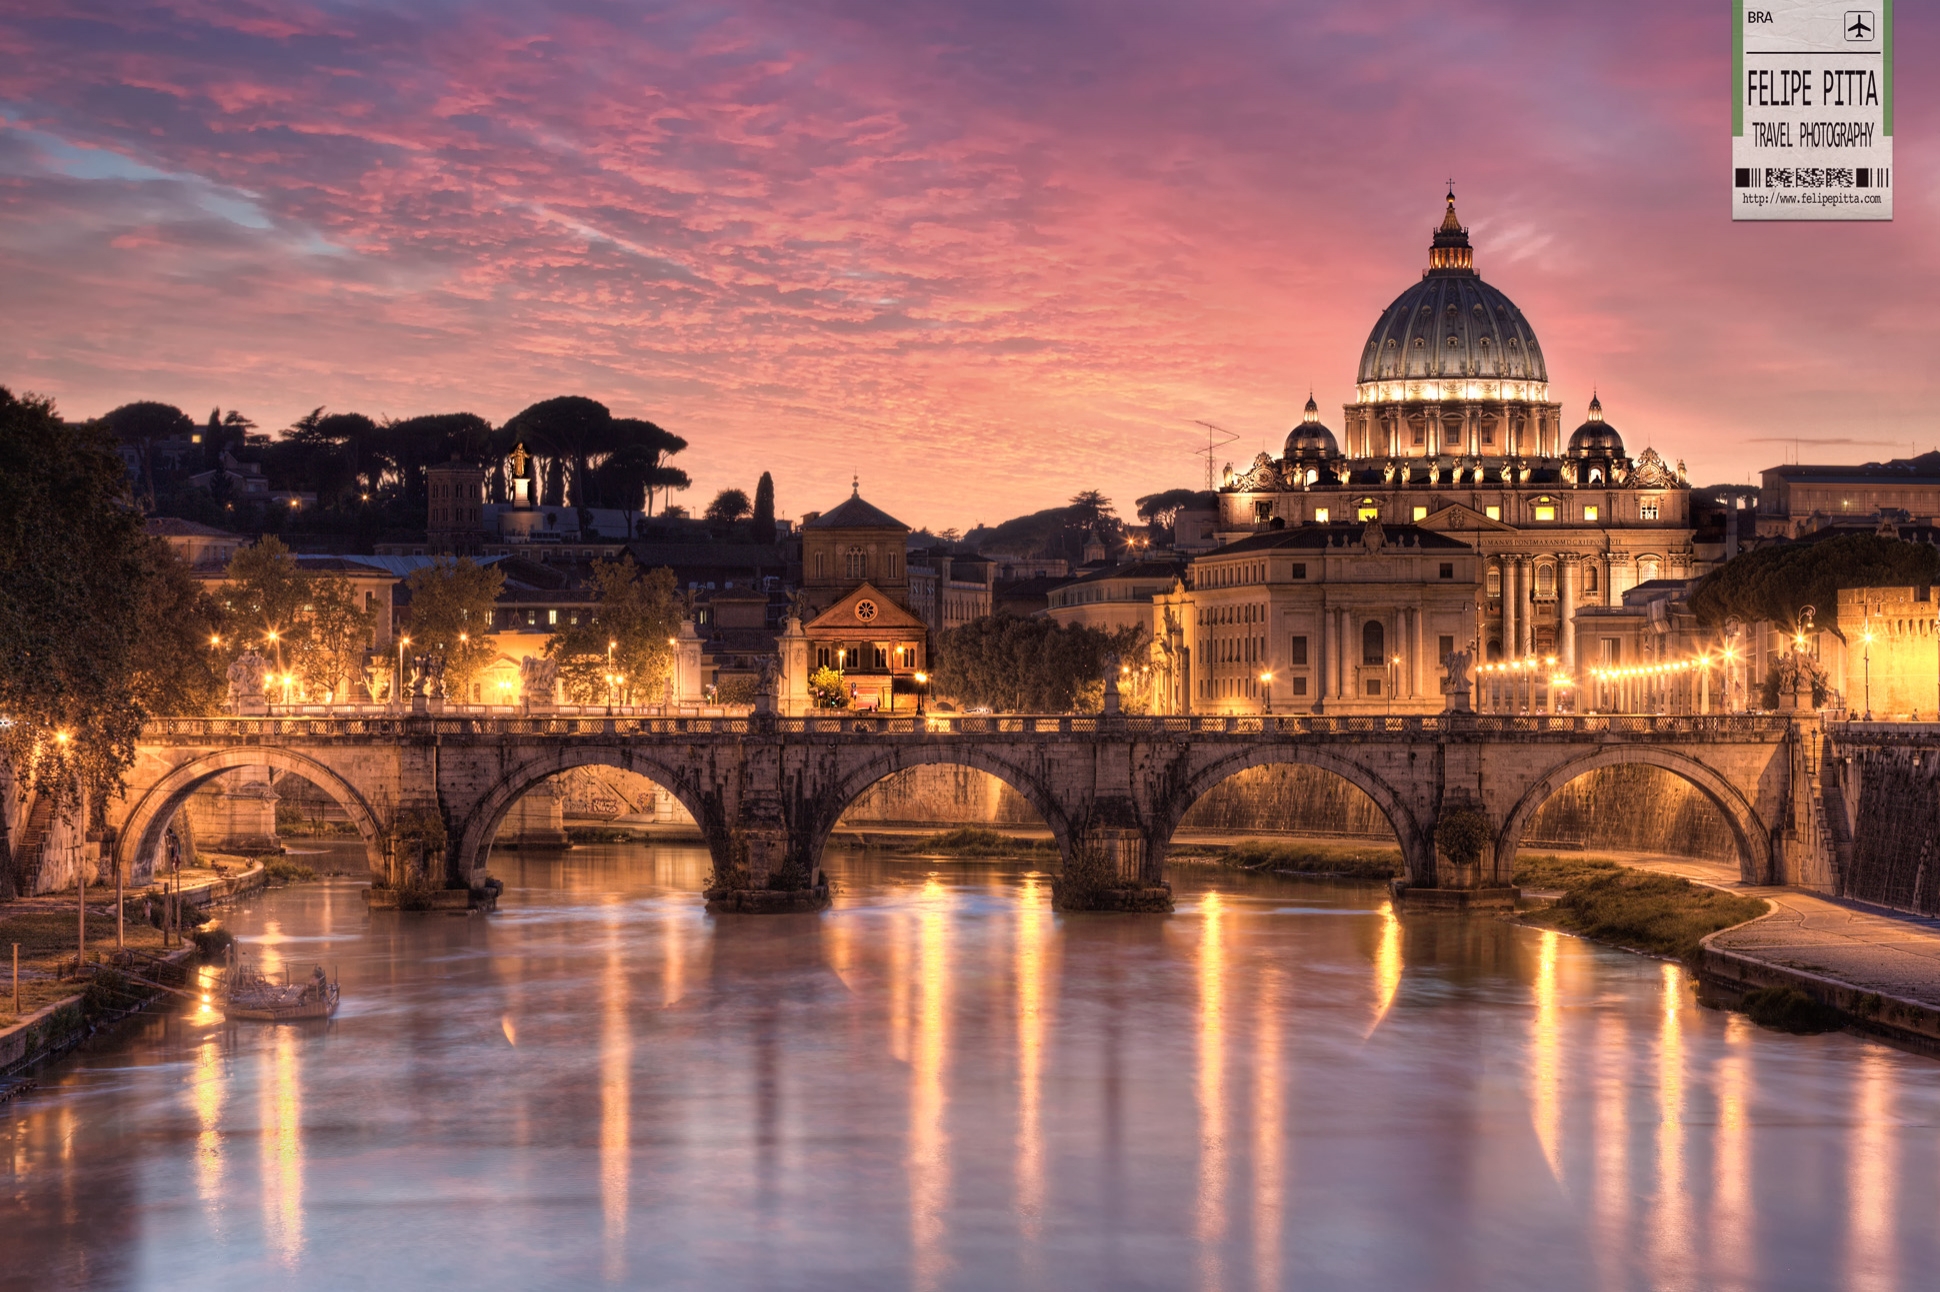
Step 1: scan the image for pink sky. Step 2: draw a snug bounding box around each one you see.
[1,0,1934,531]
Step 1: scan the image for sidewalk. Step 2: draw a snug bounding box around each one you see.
[1628,853,1940,1044]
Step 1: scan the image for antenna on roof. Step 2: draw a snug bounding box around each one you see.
[1192,420,1242,491]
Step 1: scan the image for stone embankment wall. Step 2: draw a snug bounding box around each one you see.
[832,762,1736,860]
[1839,746,1940,915]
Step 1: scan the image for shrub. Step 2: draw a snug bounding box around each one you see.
[193,927,237,961]
[1741,985,1843,1034]
[1434,809,1493,868]
[1515,854,1767,960]
[913,828,1056,857]
[1219,840,1401,879]
[81,968,134,1017]
[263,857,317,884]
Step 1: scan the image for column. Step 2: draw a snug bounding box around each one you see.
[1499,558,1515,659]
[1411,607,1425,699]
[1559,555,1578,678]
[1519,556,1535,658]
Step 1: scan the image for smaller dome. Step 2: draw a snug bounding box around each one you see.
[1284,394,1340,459]
[1566,394,1625,458]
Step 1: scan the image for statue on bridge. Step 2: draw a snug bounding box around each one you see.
[1440,645,1474,712]
[226,650,269,713]
[519,655,558,707]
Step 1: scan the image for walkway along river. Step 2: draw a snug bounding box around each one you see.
[4,841,1936,1290]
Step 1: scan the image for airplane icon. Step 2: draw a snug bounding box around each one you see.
[1845,10,1873,40]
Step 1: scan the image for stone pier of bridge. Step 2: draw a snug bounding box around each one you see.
[13,710,1815,915]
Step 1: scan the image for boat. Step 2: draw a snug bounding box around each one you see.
[221,962,340,1022]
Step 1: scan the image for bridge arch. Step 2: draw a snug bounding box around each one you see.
[812,746,1072,867]
[455,748,715,883]
[1168,746,1433,884]
[115,747,387,878]
[1495,746,1771,885]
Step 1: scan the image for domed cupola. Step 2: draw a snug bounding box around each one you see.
[1566,394,1625,458]
[1283,394,1341,460]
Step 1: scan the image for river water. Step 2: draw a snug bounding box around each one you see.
[5,842,1937,1291]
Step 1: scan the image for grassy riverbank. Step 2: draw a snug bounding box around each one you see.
[1513,853,1767,961]
[1181,839,1403,880]
[909,827,1058,857]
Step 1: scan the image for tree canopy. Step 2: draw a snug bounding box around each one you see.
[932,616,1144,713]
[1689,534,1940,634]
[0,389,154,891]
[544,561,682,704]
[705,488,752,523]
[217,537,375,700]
[402,558,506,693]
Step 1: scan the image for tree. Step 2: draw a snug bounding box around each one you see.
[752,472,776,543]
[218,538,375,700]
[1690,534,1940,633]
[129,539,225,717]
[808,665,849,709]
[932,616,1144,712]
[387,412,495,508]
[293,579,378,702]
[608,417,688,514]
[402,558,505,694]
[0,390,153,895]
[503,396,612,507]
[705,488,752,524]
[101,400,195,508]
[1135,488,1205,530]
[544,561,681,704]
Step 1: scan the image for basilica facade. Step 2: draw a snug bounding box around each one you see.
[1213,193,1696,672]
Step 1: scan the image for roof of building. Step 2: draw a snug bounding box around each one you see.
[1566,394,1626,459]
[804,489,908,531]
[1356,193,1547,387]
[1066,559,1186,587]
[145,517,244,539]
[1283,395,1340,460]
[994,575,1072,598]
[1206,522,1472,556]
[319,553,511,578]
[1767,452,1940,484]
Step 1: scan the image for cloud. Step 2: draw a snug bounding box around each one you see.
[0,0,1934,524]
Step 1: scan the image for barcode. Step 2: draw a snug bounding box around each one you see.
[1736,167,1889,189]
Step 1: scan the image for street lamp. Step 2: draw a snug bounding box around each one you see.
[1862,621,1875,721]
[395,635,411,710]
[1259,670,1273,714]
[914,670,928,715]
[1388,653,1402,714]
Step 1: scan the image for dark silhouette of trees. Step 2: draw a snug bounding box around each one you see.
[933,616,1144,713]
[705,489,752,523]
[101,401,195,508]
[503,396,613,507]
[1691,534,1940,632]
[752,472,776,543]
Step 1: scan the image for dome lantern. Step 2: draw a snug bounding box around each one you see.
[1427,188,1474,274]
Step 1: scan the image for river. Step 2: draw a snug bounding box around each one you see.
[4,841,1936,1291]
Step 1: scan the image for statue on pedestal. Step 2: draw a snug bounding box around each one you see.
[1440,646,1474,712]
[226,650,268,713]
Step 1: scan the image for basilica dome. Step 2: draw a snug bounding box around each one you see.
[1283,395,1340,459]
[1566,395,1625,458]
[1355,194,1548,393]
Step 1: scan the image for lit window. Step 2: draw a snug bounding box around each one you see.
[1640,501,1660,520]
[548,610,558,624]
[1357,506,1380,522]
[1533,506,1555,522]
[1484,506,1501,521]
[1412,505,1428,521]
[1314,508,1330,523]
[1583,505,1600,521]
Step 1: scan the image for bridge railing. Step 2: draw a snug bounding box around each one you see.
[140,712,1796,740]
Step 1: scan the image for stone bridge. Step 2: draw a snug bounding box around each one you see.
[71,711,1830,906]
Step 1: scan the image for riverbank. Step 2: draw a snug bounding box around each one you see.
[1510,853,1768,961]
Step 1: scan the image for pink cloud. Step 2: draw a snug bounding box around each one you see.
[0,0,1935,527]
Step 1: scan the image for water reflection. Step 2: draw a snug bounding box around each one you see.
[3,849,1936,1292]
[911,876,951,1291]
[1195,889,1227,1291]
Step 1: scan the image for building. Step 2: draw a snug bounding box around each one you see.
[426,457,489,555]
[1835,586,1939,721]
[1152,519,1479,715]
[799,486,911,618]
[145,517,247,571]
[1760,454,1940,538]
[1213,192,1697,670]
[906,549,994,638]
[1046,560,1184,635]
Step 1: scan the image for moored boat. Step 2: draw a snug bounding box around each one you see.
[221,962,340,1022]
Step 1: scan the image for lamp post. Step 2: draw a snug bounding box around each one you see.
[606,639,617,715]
[1260,670,1273,714]
[914,670,928,716]
[1388,652,1402,714]
[395,634,411,711]
[1862,620,1875,721]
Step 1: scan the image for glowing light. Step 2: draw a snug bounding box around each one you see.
[1531,930,1563,1183]
[1367,899,1402,1036]
[1195,889,1228,1288]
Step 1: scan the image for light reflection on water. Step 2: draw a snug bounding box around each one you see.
[3,840,1938,1291]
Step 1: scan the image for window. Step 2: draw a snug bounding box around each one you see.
[1533,505,1555,522]
[548,609,558,625]
[813,551,827,579]
[1413,505,1429,521]
[1254,501,1273,521]
[1362,620,1385,666]
[1365,677,1383,697]
[1584,565,1600,594]
[817,646,832,668]
[1482,427,1494,445]
[1314,508,1330,523]
[1412,423,1425,445]
[873,645,887,669]
[1439,634,1455,663]
[1583,505,1599,522]
[1484,505,1501,521]
[1640,500,1660,520]
[1638,556,1661,583]
[1291,563,1307,579]
[1536,564,1555,596]
[1600,637,1622,665]
[1290,635,1308,665]
[1357,505,1380,522]
[1291,677,1308,696]
[1439,562,1454,580]
[846,547,867,579]
[1487,568,1501,597]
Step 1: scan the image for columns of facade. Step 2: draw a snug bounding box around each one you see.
[1411,606,1425,698]
[1498,557,1514,659]
[1519,555,1536,658]
[1334,607,1348,699]
[1559,555,1579,679]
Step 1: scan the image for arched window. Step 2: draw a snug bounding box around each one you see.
[1638,555,1661,583]
[846,547,866,580]
[1536,564,1556,597]
[1362,620,1386,666]
[1584,564,1600,594]
[1487,567,1502,598]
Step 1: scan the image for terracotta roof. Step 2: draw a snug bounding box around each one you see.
[804,492,907,531]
